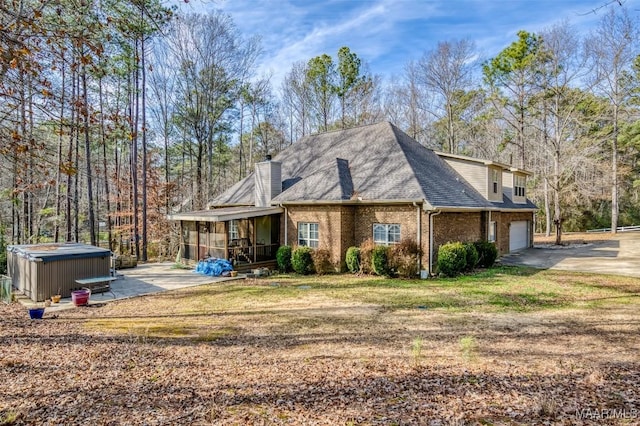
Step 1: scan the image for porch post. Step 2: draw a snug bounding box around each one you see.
[224,221,229,261]
[253,217,257,262]
[195,221,200,260]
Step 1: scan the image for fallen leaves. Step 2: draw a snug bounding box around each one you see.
[1,289,639,425]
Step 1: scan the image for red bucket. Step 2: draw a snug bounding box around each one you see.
[71,289,90,306]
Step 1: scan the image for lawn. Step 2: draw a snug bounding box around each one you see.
[1,266,639,425]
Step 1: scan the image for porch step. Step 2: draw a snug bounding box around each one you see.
[234,260,277,273]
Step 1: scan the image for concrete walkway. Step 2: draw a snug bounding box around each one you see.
[25,262,244,311]
[500,231,640,278]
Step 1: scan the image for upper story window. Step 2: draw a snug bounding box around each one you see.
[373,223,401,245]
[492,169,499,194]
[514,175,526,197]
[298,222,319,248]
[229,219,239,241]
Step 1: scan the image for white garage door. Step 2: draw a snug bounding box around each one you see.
[509,221,529,252]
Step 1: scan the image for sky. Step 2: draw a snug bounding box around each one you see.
[177,0,631,88]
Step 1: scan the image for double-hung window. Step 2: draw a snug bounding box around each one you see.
[514,175,526,197]
[229,219,239,241]
[298,222,319,248]
[492,169,499,194]
[373,223,401,245]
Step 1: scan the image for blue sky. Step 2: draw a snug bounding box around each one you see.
[179,0,629,87]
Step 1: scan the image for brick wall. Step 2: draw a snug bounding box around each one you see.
[282,205,347,269]
[431,212,483,267]
[281,205,533,272]
[283,204,426,271]
[433,212,483,248]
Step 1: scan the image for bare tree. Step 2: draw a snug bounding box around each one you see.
[281,61,312,141]
[418,39,477,153]
[586,6,638,234]
[536,22,596,243]
[168,12,260,209]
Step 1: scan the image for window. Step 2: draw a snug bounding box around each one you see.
[514,175,526,197]
[492,169,499,194]
[229,220,239,241]
[373,223,401,245]
[298,222,319,248]
[488,221,497,242]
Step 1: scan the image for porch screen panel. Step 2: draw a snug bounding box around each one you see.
[211,222,225,247]
[183,222,197,261]
[198,223,208,259]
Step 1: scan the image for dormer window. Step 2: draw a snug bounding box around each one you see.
[514,175,526,197]
[492,169,499,194]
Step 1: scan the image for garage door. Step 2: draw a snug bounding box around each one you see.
[509,221,529,252]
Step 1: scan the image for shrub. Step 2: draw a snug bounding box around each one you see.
[463,242,479,271]
[389,238,420,278]
[474,240,498,268]
[312,248,334,275]
[371,245,391,276]
[345,246,360,274]
[276,245,292,272]
[359,239,376,274]
[437,242,467,277]
[291,246,315,275]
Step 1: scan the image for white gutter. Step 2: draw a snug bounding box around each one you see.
[428,209,442,276]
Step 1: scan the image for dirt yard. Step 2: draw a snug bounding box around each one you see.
[534,231,614,245]
[1,268,639,425]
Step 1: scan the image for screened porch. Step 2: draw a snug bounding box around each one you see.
[169,206,283,269]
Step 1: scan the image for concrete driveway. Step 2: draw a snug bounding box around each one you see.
[500,232,640,278]
[32,262,243,311]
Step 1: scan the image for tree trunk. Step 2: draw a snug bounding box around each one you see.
[82,65,96,246]
[66,67,77,242]
[553,150,562,246]
[98,78,113,251]
[544,177,551,237]
[611,103,619,234]
[141,23,148,262]
[55,52,65,243]
[132,40,140,260]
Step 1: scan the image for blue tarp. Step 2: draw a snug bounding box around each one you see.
[195,258,234,277]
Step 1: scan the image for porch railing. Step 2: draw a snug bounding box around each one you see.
[228,243,279,264]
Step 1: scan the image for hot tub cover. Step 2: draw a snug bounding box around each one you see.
[7,243,111,263]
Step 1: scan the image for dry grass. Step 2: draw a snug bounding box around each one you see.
[1,267,639,424]
[534,231,614,245]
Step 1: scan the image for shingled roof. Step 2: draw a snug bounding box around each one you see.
[210,122,533,210]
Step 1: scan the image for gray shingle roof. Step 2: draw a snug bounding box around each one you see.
[210,122,535,210]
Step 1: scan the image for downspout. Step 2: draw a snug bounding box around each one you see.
[488,210,492,241]
[428,209,442,276]
[413,202,421,274]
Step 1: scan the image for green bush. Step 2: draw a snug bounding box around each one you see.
[276,245,292,272]
[371,245,391,276]
[463,242,479,271]
[312,248,334,275]
[474,240,498,268]
[359,239,375,274]
[345,246,360,274]
[389,238,420,278]
[437,242,467,277]
[291,246,315,275]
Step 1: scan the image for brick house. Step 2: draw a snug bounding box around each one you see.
[169,122,536,274]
